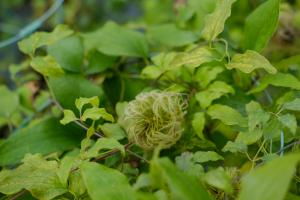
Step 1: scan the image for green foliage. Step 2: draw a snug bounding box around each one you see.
[1,0,300,199]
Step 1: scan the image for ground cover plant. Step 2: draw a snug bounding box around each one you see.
[0,0,300,199]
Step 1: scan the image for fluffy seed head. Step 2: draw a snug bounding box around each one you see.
[124,91,186,150]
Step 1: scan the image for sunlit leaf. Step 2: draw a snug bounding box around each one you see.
[226,50,277,74]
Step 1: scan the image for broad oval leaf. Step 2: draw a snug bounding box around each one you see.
[30,55,65,77]
[207,104,247,127]
[80,161,137,200]
[238,153,300,200]
[243,0,280,52]
[83,21,149,57]
[147,23,198,47]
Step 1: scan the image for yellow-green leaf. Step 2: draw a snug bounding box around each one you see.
[30,55,65,77]
[202,0,236,41]
[226,50,277,74]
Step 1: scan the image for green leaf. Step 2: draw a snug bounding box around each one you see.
[192,112,206,139]
[57,156,78,187]
[83,21,149,57]
[282,98,300,111]
[226,50,277,74]
[30,55,65,77]
[175,152,205,177]
[235,129,263,145]
[81,107,114,122]
[278,114,297,135]
[147,23,198,47]
[202,0,236,41]
[222,141,247,153]
[249,73,300,94]
[48,35,83,73]
[193,151,224,163]
[75,96,100,113]
[98,123,126,140]
[171,46,220,69]
[0,118,83,166]
[246,101,270,131]
[151,158,212,200]
[0,154,66,200]
[48,74,104,111]
[194,65,224,88]
[18,25,73,56]
[238,153,300,200]
[263,117,282,140]
[141,65,163,79]
[86,138,124,159]
[204,167,233,194]
[0,85,19,118]
[195,81,235,108]
[80,161,137,200]
[60,110,77,125]
[243,0,280,52]
[207,104,247,127]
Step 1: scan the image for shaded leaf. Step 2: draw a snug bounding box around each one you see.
[204,167,233,194]
[151,158,212,200]
[0,118,83,166]
[246,101,270,131]
[278,114,297,135]
[0,85,19,118]
[282,98,300,111]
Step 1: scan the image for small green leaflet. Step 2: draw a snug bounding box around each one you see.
[245,101,270,131]
[202,0,236,42]
[60,110,77,125]
[85,138,125,159]
[243,0,280,52]
[81,107,114,122]
[238,153,300,200]
[226,50,277,74]
[249,73,300,93]
[98,123,126,140]
[278,114,297,135]
[75,96,100,114]
[195,81,235,108]
[207,104,247,127]
[222,141,247,153]
[30,55,65,77]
